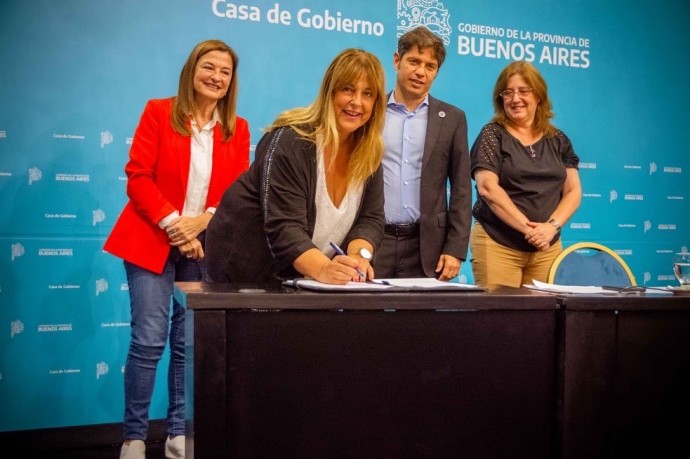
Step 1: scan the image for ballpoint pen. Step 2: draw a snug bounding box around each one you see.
[602,285,669,294]
[329,241,366,279]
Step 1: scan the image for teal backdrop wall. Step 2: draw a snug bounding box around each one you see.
[1,0,689,432]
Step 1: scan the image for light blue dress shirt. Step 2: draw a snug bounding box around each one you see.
[382,92,429,224]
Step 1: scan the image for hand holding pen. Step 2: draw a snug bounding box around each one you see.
[329,241,367,281]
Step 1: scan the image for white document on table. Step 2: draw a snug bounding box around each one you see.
[523,279,614,294]
[284,278,485,292]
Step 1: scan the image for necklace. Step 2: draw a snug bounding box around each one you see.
[508,127,538,158]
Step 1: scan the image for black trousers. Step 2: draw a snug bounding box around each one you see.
[373,232,425,278]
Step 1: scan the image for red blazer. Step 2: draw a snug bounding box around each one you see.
[104,97,250,274]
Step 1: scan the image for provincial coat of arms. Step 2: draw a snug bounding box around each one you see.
[397,0,452,45]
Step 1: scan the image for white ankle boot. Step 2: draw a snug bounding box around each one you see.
[120,439,146,459]
[165,435,185,458]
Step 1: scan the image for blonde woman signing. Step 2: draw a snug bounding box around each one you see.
[206,48,387,285]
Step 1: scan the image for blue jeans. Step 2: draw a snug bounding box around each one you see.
[123,245,207,440]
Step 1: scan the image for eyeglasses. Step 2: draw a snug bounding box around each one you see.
[499,87,533,99]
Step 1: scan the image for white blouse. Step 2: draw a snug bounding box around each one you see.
[312,150,363,258]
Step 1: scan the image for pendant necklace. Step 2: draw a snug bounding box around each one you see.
[510,126,537,158]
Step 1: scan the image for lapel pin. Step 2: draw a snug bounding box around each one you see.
[439,111,446,118]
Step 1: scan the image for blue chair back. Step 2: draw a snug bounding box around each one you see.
[548,242,636,287]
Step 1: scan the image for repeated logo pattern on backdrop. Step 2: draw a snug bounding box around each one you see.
[0,0,688,432]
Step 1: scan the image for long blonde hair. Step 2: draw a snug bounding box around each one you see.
[172,39,240,141]
[491,60,557,137]
[266,48,386,188]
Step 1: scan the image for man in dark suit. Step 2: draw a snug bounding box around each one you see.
[373,25,472,280]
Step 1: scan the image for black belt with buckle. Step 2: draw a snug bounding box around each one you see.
[384,222,419,237]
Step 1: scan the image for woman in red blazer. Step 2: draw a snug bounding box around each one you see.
[104,40,250,459]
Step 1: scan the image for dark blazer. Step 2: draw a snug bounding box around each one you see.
[206,126,385,283]
[418,95,472,277]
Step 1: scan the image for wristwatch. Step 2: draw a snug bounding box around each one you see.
[548,218,562,232]
[356,247,372,261]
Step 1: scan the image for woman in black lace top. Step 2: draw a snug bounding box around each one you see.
[469,60,582,290]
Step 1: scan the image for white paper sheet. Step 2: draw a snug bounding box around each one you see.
[283,278,485,292]
[523,279,614,294]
